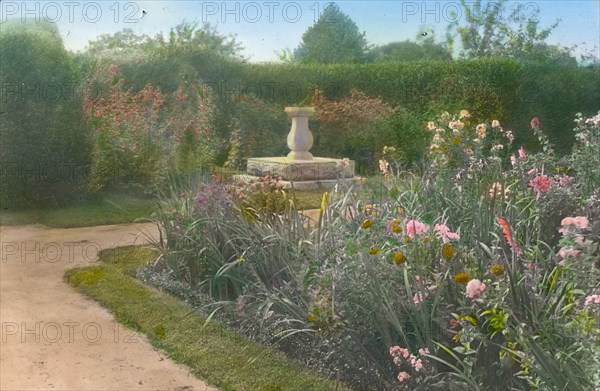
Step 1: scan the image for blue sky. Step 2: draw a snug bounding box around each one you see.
[2,1,599,62]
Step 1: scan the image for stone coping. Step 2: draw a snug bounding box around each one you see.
[247,157,355,181]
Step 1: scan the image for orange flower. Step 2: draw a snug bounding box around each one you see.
[497,217,522,255]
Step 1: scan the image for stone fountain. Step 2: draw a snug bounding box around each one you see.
[242,107,356,190]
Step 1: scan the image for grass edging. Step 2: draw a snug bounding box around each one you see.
[65,246,353,391]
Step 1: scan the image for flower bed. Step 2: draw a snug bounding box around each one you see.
[143,111,600,390]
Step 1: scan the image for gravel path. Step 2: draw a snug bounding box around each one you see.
[0,223,216,391]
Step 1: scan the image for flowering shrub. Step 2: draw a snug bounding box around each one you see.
[426,110,514,172]
[311,87,395,169]
[227,175,290,218]
[82,64,218,191]
[571,111,600,196]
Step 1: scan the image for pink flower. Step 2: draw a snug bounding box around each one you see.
[397,371,411,382]
[413,358,424,371]
[419,347,429,356]
[558,247,581,259]
[390,346,401,356]
[413,293,423,305]
[518,147,528,159]
[584,295,600,306]
[573,216,589,229]
[561,216,589,230]
[434,224,459,242]
[556,175,572,186]
[528,175,554,195]
[466,279,486,299]
[406,219,429,237]
[510,155,517,167]
[530,117,540,129]
[401,348,410,359]
[527,167,539,175]
[561,217,575,227]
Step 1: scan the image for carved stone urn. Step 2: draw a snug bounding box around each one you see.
[285,107,315,160]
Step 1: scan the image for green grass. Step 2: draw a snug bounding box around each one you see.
[65,246,354,391]
[0,193,156,228]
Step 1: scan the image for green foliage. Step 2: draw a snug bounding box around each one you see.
[375,108,432,166]
[294,4,369,64]
[569,112,600,196]
[0,21,91,209]
[368,40,451,62]
[85,21,243,60]
[224,95,288,169]
[446,0,565,62]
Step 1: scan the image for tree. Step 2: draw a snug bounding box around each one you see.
[166,21,243,59]
[446,0,566,62]
[294,4,369,64]
[85,21,243,59]
[369,40,451,62]
[86,28,154,55]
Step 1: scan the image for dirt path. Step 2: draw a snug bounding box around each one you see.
[0,223,216,391]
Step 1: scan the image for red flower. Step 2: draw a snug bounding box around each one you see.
[497,217,521,255]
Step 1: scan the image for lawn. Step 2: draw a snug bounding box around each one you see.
[65,246,354,391]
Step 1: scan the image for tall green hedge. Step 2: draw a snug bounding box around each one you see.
[1,21,91,209]
[84,51,600,166]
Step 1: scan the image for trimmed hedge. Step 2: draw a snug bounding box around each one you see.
[1,21,92,209]
[83,51,600,166]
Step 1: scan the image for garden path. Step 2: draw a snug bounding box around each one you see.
[0,223,216,391]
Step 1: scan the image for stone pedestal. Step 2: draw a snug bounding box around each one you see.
[244,156,356,190]
[238,106,359,190]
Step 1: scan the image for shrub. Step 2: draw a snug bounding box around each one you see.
[311,88,395,171]
[224,95,288,169]
[82,64,219,191]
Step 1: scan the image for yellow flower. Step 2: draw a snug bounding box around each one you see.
[442,243,455,259]
[393,252,406,265]
[397,207,405,215]
[403,236,410,243]
[423,236,430,244]
[490,264,505,276]
[362,219,374,229]
[454,272,472,284]
[320,192,329,213]
[392,225,402,233]
[369,247,380,255]
[460,110,470,118]
[307,313,316,322]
